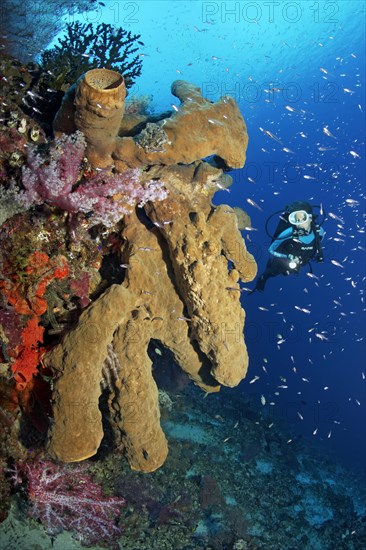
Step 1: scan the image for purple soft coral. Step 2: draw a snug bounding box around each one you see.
[21,131,168,227]
[21,132,86,210]
[18,459,126,546]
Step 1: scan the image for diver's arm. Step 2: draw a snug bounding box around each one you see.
[318,226,325,239]
[268,228,293,258]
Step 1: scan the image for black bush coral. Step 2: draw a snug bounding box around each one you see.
[40,22,144,90]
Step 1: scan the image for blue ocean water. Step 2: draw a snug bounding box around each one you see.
[52,0,366,476]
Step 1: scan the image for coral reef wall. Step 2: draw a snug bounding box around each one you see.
[0,57,256,475]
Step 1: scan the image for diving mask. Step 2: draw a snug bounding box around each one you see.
[288,210,312,226]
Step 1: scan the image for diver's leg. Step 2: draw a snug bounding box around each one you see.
[256,271,271,291]
[253,258,286,292]
[255,259,278,291]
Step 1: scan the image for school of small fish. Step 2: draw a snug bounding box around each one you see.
[237,46,364,451]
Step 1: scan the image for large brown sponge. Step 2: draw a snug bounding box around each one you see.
[47,71,256,472]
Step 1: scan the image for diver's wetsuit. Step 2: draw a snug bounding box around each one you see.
[254,224,324,292]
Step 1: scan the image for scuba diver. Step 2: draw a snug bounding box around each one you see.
[250,201,325,293]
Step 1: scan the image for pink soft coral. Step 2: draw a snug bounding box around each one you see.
[20,132,86,210]
[17,459,126,546]
[21,131,168,227]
